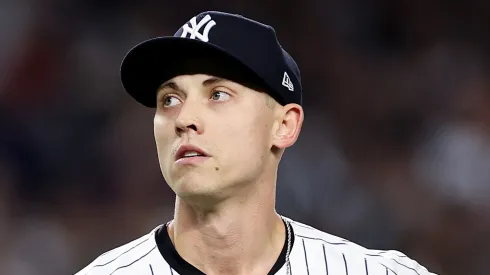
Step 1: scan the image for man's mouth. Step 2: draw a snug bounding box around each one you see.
[175,144,209,162]
[180,151,205,158]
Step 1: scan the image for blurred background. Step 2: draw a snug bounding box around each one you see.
[1,0,490,274]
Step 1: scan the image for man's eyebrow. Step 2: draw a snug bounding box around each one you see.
[158,81,180,91]
[158,77,225,92]
[202,77,225,86]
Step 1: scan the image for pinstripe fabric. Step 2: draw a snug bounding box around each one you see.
[74,218,437,275]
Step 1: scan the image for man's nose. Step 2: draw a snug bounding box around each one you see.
[174,101,203,136]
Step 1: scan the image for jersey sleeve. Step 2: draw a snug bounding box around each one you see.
[381,250,438,275]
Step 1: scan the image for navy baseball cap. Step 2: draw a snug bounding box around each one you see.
[120,11,302,107]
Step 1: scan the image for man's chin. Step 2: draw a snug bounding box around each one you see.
[176,184,221,198]
[172,178,219,196]
[176,189,229,209]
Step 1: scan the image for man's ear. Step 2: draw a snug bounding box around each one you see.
[272,103,304,149]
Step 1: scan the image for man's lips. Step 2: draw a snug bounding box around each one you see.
[175,144,209,162]
[174,155,209,165]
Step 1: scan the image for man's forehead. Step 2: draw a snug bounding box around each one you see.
[158,75,230,91]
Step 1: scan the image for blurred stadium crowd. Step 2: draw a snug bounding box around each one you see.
[1,0,490,274]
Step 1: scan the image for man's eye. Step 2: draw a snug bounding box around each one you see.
[163,96,181,107]
[210,91,230,102]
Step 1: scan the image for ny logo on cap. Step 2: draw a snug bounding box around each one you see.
[180,14,216,42]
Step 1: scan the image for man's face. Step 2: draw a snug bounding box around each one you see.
[154,74,278,200]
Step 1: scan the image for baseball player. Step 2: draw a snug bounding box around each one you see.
[75,11,437,275]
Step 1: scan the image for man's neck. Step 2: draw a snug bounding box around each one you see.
[167,187,286,275]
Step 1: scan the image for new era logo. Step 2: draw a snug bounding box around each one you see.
[180,14,216,42]
[282,72,294,91]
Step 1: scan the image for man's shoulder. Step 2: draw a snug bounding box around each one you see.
[74,226,162,275]
[287,218,438,275]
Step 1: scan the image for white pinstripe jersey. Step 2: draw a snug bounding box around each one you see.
[75,217,437,275]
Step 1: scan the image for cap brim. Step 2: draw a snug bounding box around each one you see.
[120,37,269,108]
